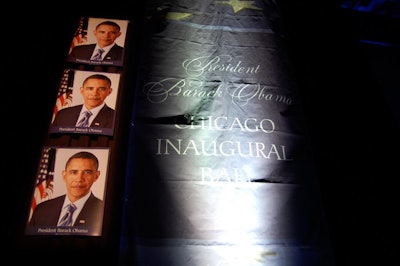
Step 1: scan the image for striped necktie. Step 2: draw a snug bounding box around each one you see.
[76,110,92,127]
[58,203,77,227]
[92,48,104,61]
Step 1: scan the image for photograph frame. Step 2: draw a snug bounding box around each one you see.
[25,146,110,236]
[65,16,129,66]
[49,69,121,136]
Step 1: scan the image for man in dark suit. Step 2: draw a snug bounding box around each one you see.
[67,20,124,65]
[29,151,104,234]
[52,73,115,129]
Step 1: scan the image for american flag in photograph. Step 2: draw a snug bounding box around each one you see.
[69,16,88,54]
[52,69,74,123]
[29,147,56,221]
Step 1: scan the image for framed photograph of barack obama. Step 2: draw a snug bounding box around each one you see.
[66,17,129,66]
[49,69,120,136]
[25,146,110,236]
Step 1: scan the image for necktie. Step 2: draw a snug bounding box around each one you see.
[92,48,104,61]
[58,203,77,227]
[76,110,92,127]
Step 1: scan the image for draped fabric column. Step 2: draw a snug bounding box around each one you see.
[119,0,335,265]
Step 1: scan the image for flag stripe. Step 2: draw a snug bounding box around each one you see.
[69,16,88,54]
[29,147,56,221]
[52,69,74,123]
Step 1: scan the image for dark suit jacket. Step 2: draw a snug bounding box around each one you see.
[67,43,124,63]
[29,193,104,231]
[52,104,115,128]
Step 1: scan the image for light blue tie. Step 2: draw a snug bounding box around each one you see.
[92,48,104,61]
[58,204,77,227]
[76,110,92,127]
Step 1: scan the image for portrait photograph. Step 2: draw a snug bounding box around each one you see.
[49,69,121,136]
[66,16,129,66]
[25,147,110,236]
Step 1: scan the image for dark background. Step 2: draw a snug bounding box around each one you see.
[4,1,399,265]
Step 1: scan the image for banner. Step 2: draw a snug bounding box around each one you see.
[119,0,335,265]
